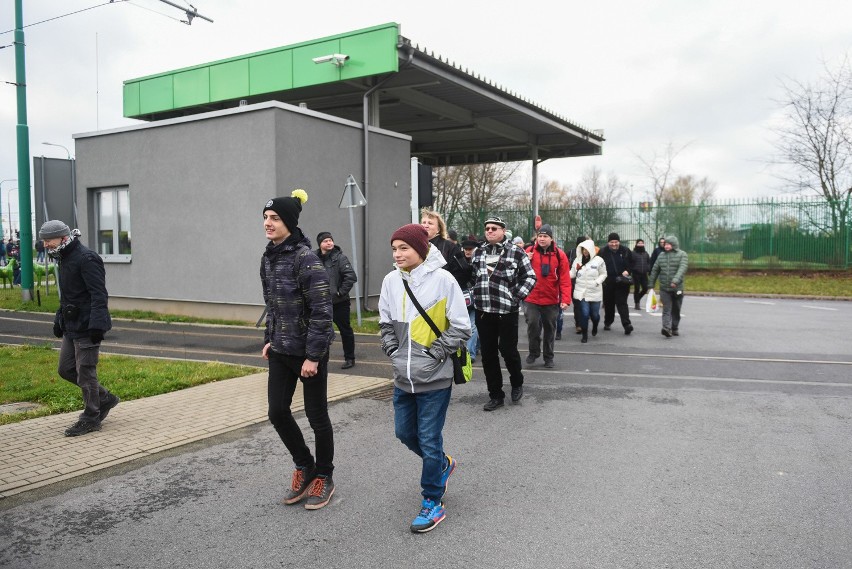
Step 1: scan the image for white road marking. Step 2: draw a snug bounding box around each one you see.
[744,301,775,305]
[808,306,838,311]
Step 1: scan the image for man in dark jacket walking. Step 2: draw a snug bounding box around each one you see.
[599,232,634,334]
[316,231,358,369]
[631,239,651,310]
[262,190,336,510]
[39,220,118,437]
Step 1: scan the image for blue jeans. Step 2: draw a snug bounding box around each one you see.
[393,386,452,501]
[578,300,601,330]
[467,307,479,358]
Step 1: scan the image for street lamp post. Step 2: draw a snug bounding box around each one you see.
[0,178,16,240]
[41,142,77,228]
[6,188,18,237]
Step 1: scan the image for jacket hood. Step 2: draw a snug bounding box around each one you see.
[265,227,310,256]
[317,244,342,257]
[576,239,597,261]
[396,243,446,286]
[665,235,680,250]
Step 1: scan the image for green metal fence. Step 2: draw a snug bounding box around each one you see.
[446,196,852,270]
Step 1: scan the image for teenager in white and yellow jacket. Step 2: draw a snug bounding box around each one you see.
[379,224,470,534]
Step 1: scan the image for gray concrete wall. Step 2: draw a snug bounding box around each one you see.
[74,102,411,318]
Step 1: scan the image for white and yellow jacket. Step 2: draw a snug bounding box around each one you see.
[379,244,471,394]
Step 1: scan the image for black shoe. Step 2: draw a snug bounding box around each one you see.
[672,329,679,336]
[511,386,523,402]
[525,354,537,365]
[99,394,120,422]
[592,321,599,336]
[64,419,101,437]
[662,328,672,338]
[543,360,554,369]
[581,331,588,343]
[624,324,634,335]
[575,326,582,334]
[341,359,355,370]
[603,324,611,331]
[635,303,641,310]
[555,332,562,341]
[483,398,504,411]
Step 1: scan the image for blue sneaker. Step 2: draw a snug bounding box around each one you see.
[440,454,456,494]
[410,499,446,533]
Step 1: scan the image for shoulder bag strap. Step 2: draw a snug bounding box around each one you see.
[401,278,442,339]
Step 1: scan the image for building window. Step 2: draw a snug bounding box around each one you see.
[94,187,131,261]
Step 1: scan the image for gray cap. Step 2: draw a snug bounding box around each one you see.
[38,220,71,239]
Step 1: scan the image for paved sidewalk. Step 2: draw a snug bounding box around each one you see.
[0,372,389,498]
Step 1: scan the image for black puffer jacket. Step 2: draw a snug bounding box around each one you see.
[261,229,334,361]
[54,239,112,339]
[316,245,357,305]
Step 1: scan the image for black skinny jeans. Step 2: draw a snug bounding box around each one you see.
[332,299,356,361]
[267,351,334,476]
[633,272,649,306]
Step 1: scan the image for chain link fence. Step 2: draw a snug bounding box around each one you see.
[446,196,851,270]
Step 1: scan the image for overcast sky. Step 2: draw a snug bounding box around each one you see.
[2,0,851,230]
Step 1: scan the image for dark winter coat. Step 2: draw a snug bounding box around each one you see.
[599,244,634,286]
[316,245,357,305]
[261,229,334,362]
[632,247,651,275]
[430,235,471,291]
[53,238,112,339]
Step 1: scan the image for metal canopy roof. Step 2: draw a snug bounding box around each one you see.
[127,25,604,166]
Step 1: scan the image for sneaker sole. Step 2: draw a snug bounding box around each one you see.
[304,485,335,510]
[282,487,311,505]
[411,512,446,533]
[64,424,102,437]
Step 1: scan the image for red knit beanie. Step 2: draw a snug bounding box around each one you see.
[391,224,430,260]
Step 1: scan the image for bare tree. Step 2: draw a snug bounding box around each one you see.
[635,140,692,204]
[772,57,852,236]
[567,166,626,243]
[658,175,718,250]
[433,162,523,236]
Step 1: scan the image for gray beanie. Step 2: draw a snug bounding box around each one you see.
[38,220,71,239]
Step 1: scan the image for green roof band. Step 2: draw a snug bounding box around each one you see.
[123,22,400,119]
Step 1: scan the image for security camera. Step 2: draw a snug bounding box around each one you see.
[312,53,350,67]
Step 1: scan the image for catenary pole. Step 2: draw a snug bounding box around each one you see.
[15,0,34,301]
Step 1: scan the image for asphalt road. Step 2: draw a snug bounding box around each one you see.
[2,297,852,568]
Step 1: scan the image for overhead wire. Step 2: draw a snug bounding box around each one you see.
[0,1,128,35]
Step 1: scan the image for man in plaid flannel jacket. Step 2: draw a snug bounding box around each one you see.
[468,216,537,411]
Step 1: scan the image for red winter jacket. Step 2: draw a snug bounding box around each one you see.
[524,244,572,306]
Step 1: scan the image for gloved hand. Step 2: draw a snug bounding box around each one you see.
[89,329,105,344]
[53,323,63,338]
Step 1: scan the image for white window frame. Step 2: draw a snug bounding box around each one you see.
[93,187,131,263]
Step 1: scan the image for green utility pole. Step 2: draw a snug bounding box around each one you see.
[15,0,34,301]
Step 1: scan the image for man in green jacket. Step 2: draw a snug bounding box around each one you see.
[649,235,688,338]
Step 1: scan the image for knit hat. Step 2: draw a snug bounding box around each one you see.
[447,229,458,242]
[512,236,524,245]
[538,224,554,238]
[316,231,333,245]
[607,232,620,242]
[38,220,71,240]
[263,189,309,233]
[391,223,430,260]
[461,238,478,249]
[484,215,506,228]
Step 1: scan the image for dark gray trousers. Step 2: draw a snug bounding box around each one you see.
[524,302,559,362]
[58,336,110,422]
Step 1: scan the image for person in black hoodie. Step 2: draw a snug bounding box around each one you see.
[599,232,634,334]
[420,208,471,290]
[316,231,358,369]
[39,220,118,437]
[632,239,651,310]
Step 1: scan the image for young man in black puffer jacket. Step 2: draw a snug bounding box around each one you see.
[316,231,358,369]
